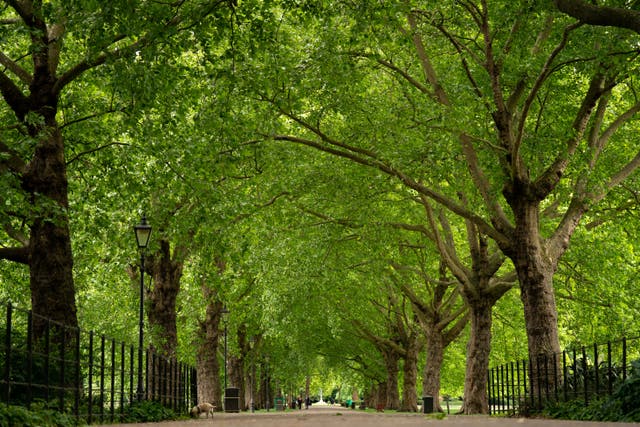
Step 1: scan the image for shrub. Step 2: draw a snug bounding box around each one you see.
[121,400,179,423]
[544,358,640,422]
[0,404,82,427]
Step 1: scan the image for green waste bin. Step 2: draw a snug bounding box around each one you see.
[422,396,434,413]
[274,397,285,411]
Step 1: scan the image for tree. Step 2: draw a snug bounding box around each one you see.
[0,0,229,335]
[241,1,640,388]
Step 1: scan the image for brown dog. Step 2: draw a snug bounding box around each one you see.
[190,402,216,418]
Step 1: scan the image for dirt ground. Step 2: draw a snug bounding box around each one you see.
[108,404,640,427]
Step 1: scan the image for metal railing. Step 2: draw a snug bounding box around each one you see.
[488,336,640,415]
[0,302,197,424]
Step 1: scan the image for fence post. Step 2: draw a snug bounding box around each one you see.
[594,343,599,397]
[100,335,105,423]
[607,341,612,396]
[26,311,33,408]
[74,327,81,420]
[582,346,588,406]
[59,324,66,412]
[553,352,558,402]
[622,337,627,381]
[120,342,125,419]
[562,351,567,402]
[3,303,12,404]
[110,338,115,422]
[516,360,521,411]
[129,345,135,404]
[145,348,150,401]
[88,331,94,425]
[487,368,493,415]
[44,321,50,402]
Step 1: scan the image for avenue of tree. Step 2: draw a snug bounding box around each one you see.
[1,0,639,415]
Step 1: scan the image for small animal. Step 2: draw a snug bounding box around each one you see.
[191,402,216,418]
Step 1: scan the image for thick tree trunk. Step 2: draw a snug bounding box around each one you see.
[375,381,387,409]
[508,197,561,393]
[422,328,444,412]
[400,336,420,412]
[228,355,244,395]
[147,239,183,358]
[195,288,223,408]
[25,124,78,337]
[381,348,400,410]
[462,300,493,414]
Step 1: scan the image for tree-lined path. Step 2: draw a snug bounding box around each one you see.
[110,406,640,427]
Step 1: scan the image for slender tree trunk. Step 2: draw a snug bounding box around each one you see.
[381,348,400,410]
[422,328,444,412]
[462,300,493,414]
[400,336,420,412]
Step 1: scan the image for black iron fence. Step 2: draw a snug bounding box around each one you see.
[0,302,197,424]
[488,336,640,415]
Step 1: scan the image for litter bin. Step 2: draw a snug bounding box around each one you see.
[422,395,434,413]
[274,397,285,411]
[225,387,240,413]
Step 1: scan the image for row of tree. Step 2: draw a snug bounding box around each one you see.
[1,0,639,415]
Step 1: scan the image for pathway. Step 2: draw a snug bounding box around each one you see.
[109,405,639,427]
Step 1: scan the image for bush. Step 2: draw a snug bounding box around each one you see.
[0,404,82,427]
[544,359,640,422]
[121,400,179,423]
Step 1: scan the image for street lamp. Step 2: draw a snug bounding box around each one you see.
[134,214,152,401]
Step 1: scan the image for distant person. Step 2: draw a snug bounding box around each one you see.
[305,396,311,409]
[297,396,303,410]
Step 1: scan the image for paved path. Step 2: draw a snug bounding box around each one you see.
[109,405,639,427]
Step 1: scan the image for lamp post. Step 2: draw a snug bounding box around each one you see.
[134,214,152,401]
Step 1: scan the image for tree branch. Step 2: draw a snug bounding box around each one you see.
[554,0,640,34]
[0,246,29,264]
[0,51,31,84]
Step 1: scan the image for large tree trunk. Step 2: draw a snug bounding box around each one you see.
[375,381,387,409]
[381,347,400,410]
[146,239,184,358]
[462,300,493,414]
[508,197,562,394]
[195,287,223,408]
[400,335,420,412]
[24,109,78,338]
[422,328,444,412]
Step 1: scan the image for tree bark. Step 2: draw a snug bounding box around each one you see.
[400,333,420,412]
[195,287,223,408]
[146,239,184,359]
[506,197,562,372]
[381,346,400,409]
[462,300,493,414]
[22,84,78,338]
[422,327,444,412]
